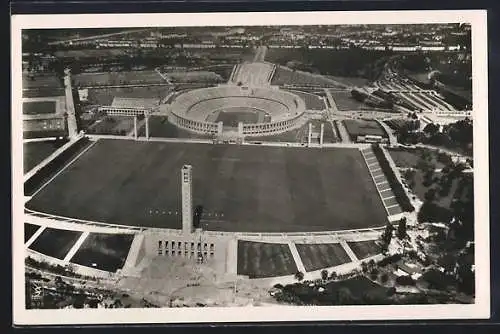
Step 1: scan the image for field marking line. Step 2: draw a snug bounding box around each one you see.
[63,231,90,262]
[25,225,47,248]
[30,140,98,198]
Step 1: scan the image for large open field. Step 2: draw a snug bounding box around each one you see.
[343,119,387,139]
[237,241,297,278]
[28,228,82,260]
[347,240,380,260]
[70,233,134,272]
[26,139,387,232]
[295,243,351,272]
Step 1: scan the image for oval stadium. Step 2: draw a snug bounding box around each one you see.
[167,85,306,137]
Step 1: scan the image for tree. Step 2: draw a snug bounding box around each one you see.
[423,123,440,137]
[395,275,416,286]
[424,188,437,202]
[329,271,338,281]
[320,269,328,281]
[397,217,407,239]
[294,271,304,282]
[381,223,394,252]
[380,273,389,284]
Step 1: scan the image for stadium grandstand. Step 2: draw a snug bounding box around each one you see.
[167,84,306,137]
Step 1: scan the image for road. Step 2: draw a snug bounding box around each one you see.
[48,28,153,46]
[253,46,268,62]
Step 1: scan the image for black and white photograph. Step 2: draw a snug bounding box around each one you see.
[11,11,489,324]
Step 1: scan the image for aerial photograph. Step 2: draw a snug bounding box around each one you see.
[19,23,476,311]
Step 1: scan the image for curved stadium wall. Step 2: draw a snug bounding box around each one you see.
[168,85,306,137]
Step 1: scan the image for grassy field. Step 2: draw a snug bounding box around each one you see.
[287,90,326,110]
[25,223,41,242]
[387,147,447,170]
[138,116,214,139]
[347,240,380,260]
[295,243,351,272]
[23,101,57,115]
[24,138,92,196]
[27,140,387,232]
[73,71,165,87]
[330,91,367,111]
[407,171,471,208]
[87,86,172,105]
[22,74,62,90]
[70,233,134,272]
[271,66,343,87]
[343,119,387,139]
[214,109,263,126]
[28,228,82,260]
[237,241,297,278]
[24,140,67,173]
[86,116,135,136]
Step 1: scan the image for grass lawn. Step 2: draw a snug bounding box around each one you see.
[25,223,41,242]
[237,241,297,278]
[295,243,351,272]
[23,140,67,173]
[87,86,172,105]
[387,147,447,170]
[23,101,57,115]
[214,108,262,127]
[27,140,387,232]
[287,90,326,110]
[343,119,387,138]
[28,228,82,260]
[86,116,135,136]
[70,233,134,272]
[330,91,367,111]
[347,240,381,260]
[407,171,464,208]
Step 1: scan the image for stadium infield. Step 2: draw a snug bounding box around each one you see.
[26,139,388,232]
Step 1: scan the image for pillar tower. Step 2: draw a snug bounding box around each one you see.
[181,165,194,234]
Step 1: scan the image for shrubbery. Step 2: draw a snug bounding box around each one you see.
[395,275,416,286]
